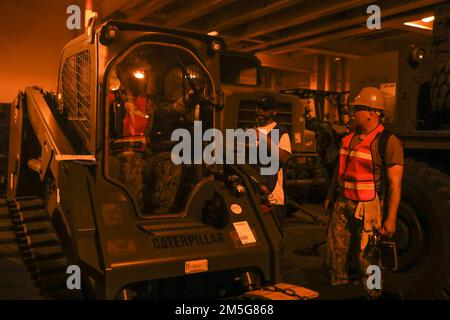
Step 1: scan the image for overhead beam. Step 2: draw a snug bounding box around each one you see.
[165,0,237,28]
[397,24,433,36]
[98,0,136,18]
[187,0,303,32]
[304,31,430,57]
[225,0,375,45]
[127,0,174,22]
[228,40,363,59]
[261,8,436,55]
[240,0,443,52]
[290,47,363,59]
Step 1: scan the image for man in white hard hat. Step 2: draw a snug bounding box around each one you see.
[325,87,404,298]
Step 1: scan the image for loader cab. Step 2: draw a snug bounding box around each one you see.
[56,21,225,218]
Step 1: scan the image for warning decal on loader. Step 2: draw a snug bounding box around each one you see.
[233,221,256,245]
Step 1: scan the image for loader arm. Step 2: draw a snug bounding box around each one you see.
[7,87,95,199]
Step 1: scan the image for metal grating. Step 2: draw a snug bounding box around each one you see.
[61,50,91,144]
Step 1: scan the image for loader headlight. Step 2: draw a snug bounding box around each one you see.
[100,25,119,46]
[208,39,223,56]
[407,46,426,69]
[211,41,222,52]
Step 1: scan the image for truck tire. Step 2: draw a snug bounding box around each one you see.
[392,159,450,299]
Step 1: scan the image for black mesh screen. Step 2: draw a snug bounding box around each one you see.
[61,50,91,147]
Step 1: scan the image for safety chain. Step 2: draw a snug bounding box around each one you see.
[262,285,311,300]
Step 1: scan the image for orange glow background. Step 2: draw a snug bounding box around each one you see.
[0,0,84,102]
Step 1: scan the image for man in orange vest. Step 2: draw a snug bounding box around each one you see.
[325,87,404,298]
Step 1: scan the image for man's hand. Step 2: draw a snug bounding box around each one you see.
[380,217,396,237]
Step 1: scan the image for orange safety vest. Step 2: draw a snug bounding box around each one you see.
[338,124,385,201]
[108,92,151,152]
[122,95,149,137]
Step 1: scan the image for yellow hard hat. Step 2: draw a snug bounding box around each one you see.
[350,87,385,111]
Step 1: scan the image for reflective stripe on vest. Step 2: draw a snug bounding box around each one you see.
[123,95,150,137]
[108,92,150,152]
[338,124,385,201]
[107,92,150,137]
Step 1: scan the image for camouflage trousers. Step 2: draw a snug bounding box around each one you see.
[114,151,183,214]
[326,195,383,298]
[114,151,145,210]
[143,151,183,214]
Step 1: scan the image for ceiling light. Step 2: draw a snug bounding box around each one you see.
[207,31,219,36]
[403,22,433,31]
[133,70,145,79]
[421,16,434,23]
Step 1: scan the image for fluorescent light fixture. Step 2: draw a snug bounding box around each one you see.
[403,15,434,31]
[421,16,434,23]
[403,22,433,31]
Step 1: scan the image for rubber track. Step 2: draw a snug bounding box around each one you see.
[0,197,81,299]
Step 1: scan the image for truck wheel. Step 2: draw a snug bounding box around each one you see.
[392,159,450,299]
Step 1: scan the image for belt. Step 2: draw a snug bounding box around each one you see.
[111,136,146,152]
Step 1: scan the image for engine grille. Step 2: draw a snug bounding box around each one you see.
[61,50,91,146]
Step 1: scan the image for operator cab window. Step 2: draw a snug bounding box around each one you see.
[106,43,213,215]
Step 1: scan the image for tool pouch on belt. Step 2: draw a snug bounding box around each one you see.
[354,194,382,251]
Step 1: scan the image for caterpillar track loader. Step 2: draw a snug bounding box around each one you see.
[0,19,317,300]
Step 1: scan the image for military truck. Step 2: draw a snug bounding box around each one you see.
[345,3,450,299]
[0,18,318,300]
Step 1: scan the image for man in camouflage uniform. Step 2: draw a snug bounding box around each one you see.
[326,87,404,299]
[110,49,191,214]
[109,51,155,211]
[143,151,183,214]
